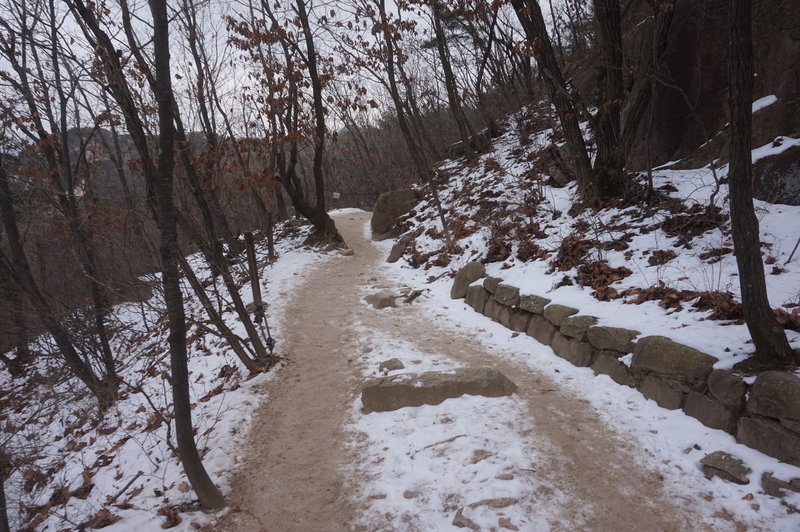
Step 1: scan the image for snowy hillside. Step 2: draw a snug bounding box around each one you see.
[392,107,800,368]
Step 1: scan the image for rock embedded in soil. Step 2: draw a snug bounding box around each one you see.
[364,291,397,309]
[360,367,518,413]
[700,451,751,485]
[761,472,800,498]
[387,228,422,263]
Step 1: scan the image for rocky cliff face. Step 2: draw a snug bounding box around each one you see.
[627,0,800,203]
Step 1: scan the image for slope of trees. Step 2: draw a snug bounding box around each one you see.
[1,0,797,521]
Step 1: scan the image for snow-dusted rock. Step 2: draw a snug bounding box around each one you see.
[364,291,398,309]
[378,358,405,373]
[465,284,490,313]
[700,451,751,485]
[560,315,598,341]
[387,227,422,263]
[493,283,520,307]
[360,367,518,413]
[451,262,486,299]
[746,371,800,423]
[586,326,640,353]
[631,336,717,387]
[542,304,579,327]
[518,294,550,314]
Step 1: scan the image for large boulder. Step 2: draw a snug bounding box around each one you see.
[631,336,717,388]
[754,143,800,205]
[361,367,518,413]
[746,371,800,423]
[586,326,640,353]
[371,189,421,237]
[451,262,486,299]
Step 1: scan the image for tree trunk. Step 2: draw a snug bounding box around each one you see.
[727,0,796,365]
[295,0,343,244]
[431,5,476,157]
[511,0,593,196]
[150,0,226,508]
[375,0,452,246]
[591,0,627,198]
[0,451,10,532]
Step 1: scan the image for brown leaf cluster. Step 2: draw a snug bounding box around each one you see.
[576,261,632,301]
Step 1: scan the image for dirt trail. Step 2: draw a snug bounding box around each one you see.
[218,211,720,531]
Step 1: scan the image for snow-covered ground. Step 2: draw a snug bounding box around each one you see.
[345,226,800,530]
[1,224,331,531]
[393,107,800,367]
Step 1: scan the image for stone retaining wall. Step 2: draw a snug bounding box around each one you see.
[453,262,800,468]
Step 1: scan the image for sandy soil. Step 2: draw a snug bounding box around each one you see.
[215,211,729,531]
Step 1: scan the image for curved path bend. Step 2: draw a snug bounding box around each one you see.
[216,211,732,531]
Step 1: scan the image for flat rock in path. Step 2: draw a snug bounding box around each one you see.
[700,451,751,485]
[361,367,518,413]
[364,290,397,309]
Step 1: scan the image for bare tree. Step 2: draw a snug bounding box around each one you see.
[726,0,797,366]
[66,0,226,508]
